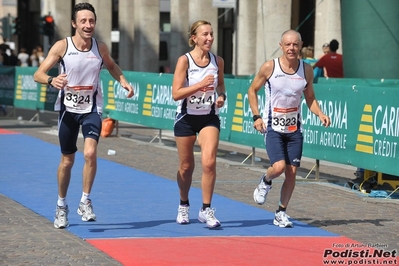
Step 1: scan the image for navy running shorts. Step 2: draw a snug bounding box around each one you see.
[264,129,303,167]
[58,111,102,154]
[174,113,220,137]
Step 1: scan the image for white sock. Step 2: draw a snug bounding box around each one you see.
[81,192,90,203]
[57,196,67,207]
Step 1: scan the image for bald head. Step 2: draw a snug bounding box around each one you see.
[281,30,302,42]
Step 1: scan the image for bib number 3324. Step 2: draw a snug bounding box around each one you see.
[64,86,93,110]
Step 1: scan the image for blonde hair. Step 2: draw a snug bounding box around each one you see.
[188,20,212,47]
[305,46,314,58]
[300,47,308,59]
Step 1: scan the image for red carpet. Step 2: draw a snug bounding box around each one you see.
[88,236,363,265]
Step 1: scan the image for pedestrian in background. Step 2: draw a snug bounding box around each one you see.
[36,45,45,65]
[321,43,330,55]
[248,29,330,228]
[17,48,30,67]
[30,48,39,67]
[302,46,321,79]
[319,43,330,77]
[0,44,6,66]
[314,39,343,78]
[33,2,134,229]
[302,46,317,66]
[172,20,226,229]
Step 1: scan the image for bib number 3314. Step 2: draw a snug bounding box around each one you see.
[187,87,214,110]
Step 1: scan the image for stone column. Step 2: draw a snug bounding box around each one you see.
[118,0,135,70]
[236,0,257,75]
[82,0,112,50]
[256,0,291,70]
[133,0,159,72]
[188,0,218,55]
[314,0,342,58]
[169,0,189,73]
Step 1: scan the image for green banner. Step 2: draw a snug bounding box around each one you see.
[4,68,398,176]
[101,72,399,176]
[0,67,15,106]
[303,83,399,176]
[102,71,177,128]
[101,71,254,142]
[13,67,38,110]
[316,77,399,87]
[227,77,265,148]
[36,68,59,112]
[13,67,59,111]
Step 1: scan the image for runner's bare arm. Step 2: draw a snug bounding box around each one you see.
[33,39,67,90]
[99,41,134,98]
[248,60,272,116]
[248,60,273,133]
[215,56,226,107]
[303,63,330,127]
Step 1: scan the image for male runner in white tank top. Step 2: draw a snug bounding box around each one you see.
[248,30,330,228]
[34,2,134,229]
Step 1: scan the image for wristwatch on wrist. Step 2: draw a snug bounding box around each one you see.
[219,92,226,101]
[47,76,54,85]
[253,115,262,122]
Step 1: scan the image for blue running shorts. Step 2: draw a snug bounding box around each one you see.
[174,113,220,137]
[58,111,102,154]
[264,129,303,167]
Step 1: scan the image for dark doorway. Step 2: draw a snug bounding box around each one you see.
[217,8,235,74]
[291,0,315,47]
[16,0,42,54]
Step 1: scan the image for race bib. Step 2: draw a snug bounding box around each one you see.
[187,87,215,110]
[271,107,298,132]
[64,86,93,111]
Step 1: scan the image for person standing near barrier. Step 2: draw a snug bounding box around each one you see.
[172,20,226,228]
[314,39,343,78]
[33,2,134,229]
[36,45,45,66]
[17,48,29,67]
[248,30,330,228]
[30,48,39,67]
[319,43,330,77]
[321,43,330,56]
[302,46,322,79]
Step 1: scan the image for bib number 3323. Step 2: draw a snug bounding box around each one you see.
[272,107,298,132]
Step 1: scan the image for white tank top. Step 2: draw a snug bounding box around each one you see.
[176,52,219,115]
[54,37,103,114]
[263,58,307,133]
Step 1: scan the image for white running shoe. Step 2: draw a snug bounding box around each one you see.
[198,207,221,228]
[77,199,96,222]
[273,211,293,228]
[54,205,69,229]
[253,174,272,205]
[176,205,190,224]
